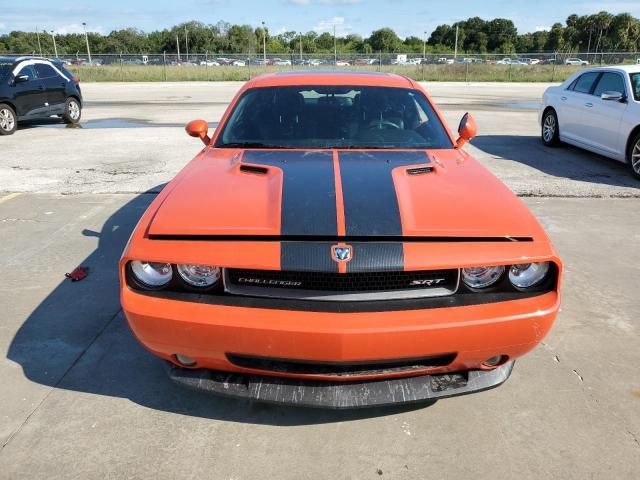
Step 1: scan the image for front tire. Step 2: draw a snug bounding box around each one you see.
[541,109,560,147]
[62,97,81,124]
[627,132,640,180]
[0,104,17,135]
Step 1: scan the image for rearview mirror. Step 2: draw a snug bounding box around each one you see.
[185,119,210,145]
[14,74,29,84]
[455,113,477,149]
[601,91,625,102]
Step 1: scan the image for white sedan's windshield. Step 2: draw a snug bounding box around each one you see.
[216,85,453,149]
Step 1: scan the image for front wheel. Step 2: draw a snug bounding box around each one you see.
[0,103,17,135]
[62,97,81,124]
[541,109,560,147]
[627,133,640,180]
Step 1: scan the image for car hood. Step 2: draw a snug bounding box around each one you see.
[148,148,547,241]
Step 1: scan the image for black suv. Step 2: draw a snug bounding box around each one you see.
[0,57,83,135]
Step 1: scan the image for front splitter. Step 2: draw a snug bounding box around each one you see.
[167,361,515,409]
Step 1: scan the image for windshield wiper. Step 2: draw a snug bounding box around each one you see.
[217,142,289,149]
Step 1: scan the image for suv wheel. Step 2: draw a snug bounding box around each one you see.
[541,109,560,147]
[0,104,17,135]
[628,132,640,180]
[62,97,81,124]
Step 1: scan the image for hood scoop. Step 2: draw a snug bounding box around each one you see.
[406,166,434,175]
[239,164,269,175]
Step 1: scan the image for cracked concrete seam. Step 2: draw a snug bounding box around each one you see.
[0,308,124,453]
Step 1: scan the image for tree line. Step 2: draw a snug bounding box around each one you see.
[1,12,639,56]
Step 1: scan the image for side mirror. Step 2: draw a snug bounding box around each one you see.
[14,74,29,84]
[454,113,477,149]
[185,119,210,145]
[601,91,625,102]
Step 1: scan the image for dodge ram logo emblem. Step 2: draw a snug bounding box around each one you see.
[331,245,352,263]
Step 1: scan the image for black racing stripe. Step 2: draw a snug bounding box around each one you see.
[346,242,404,273]
[281,242,337,272]
[241,150,336,236]
[338,151,430,236]
[242,150,337,272]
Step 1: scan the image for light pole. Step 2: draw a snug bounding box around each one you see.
[299,32,303,62]
[454,25,459,60]
[262,21,266,61]
[185,26,189,62]
[423,30,427,59]
[82,22,92,64]
[176,34,181,61]
[36,27,42,56]
[333,24,337,64]
[49,30,58,58]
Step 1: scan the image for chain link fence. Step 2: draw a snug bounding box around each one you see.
[3,52,640,82]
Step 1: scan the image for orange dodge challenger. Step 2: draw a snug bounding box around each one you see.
[120,71,562,408]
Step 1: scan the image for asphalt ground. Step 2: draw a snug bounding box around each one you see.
[0,82,639,479]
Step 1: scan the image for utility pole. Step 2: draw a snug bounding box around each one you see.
[49,30,58,58]
[454,25,459,60]
[423,30,427,59]
[333,24,337,64]
[36,27,42,56]
[299,32,303,62]
[262,21,266,61]
[185,26,189,62]
[176,34,181,61]
[82,22,92,64]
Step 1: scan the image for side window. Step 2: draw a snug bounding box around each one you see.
[34,63,58,79]
[17,64,38,80]
[572,72,601,94]
[593,73,625,97]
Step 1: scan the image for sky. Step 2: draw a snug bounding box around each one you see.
[2,0,640,39]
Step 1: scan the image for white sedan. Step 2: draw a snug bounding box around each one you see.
[539,65,640,179]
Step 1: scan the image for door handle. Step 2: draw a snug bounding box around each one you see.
[585,102,593,108]
[561,96,567,101]
[38,85,44,90]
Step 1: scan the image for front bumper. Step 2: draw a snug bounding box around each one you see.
[168,360,515,408]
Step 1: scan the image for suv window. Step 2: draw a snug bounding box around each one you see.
[17,64,38,80]
[593,72,625,97]
[571,72,600,94]
[34,63,59,79]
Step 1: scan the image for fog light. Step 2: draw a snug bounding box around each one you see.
[482,355,507,367]
[175,354,197,367]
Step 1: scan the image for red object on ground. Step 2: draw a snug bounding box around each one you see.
[65,266,89,282]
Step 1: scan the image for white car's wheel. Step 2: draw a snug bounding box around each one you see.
[541,109,560,147]
[628,133,640,180]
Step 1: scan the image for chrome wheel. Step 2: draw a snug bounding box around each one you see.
[0,108,15,132]
[543,113,556,143]
[68,100,80,120]
[632,140,640,175]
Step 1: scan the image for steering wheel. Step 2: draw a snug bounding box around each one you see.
[367,119,402,130]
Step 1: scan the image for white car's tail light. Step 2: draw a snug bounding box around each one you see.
[461,266,505,289]
[130,261,173,287]
[508,262,550,289]
[177,264,222,288]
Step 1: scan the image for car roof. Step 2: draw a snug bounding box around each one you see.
[245,70,415,89]
[0,56,59,64]
[583,65,640,74]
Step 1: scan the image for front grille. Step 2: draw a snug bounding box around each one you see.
[224,268,459,301]
[227,353,457,377]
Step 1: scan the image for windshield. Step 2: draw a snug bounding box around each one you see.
[215,85,452,149]
[631,73,640,101]
[0,62,14,79]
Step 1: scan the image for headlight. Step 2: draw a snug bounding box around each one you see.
[461,265,505,289]
[177,264,221,288]
[509,262,550,288]
[130,261,173,288]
